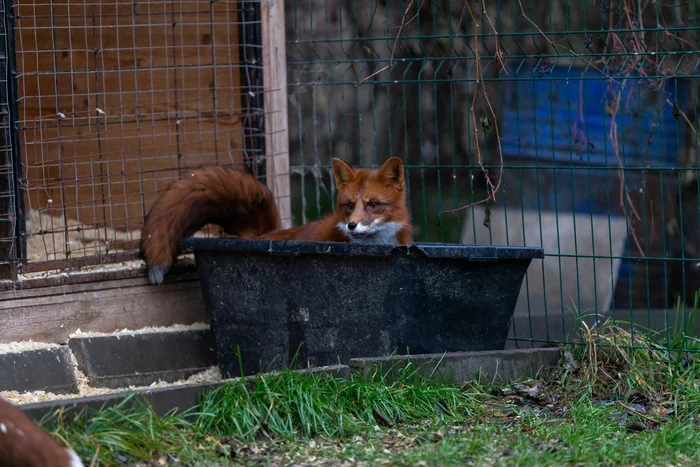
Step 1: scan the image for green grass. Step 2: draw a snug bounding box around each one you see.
[39,317,700,466]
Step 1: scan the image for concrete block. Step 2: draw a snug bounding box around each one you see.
[68,330,216,389]
[349,348,563,384]
[0,346,78,394]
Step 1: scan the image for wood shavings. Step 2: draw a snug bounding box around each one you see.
[1,324,221,405]
[0,341,60,354]
[0,365,223,405]
[25,208,216,264]
[69,322,210,339]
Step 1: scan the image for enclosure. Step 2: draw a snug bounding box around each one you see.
[0,0,698,357]
[0,1,699,464]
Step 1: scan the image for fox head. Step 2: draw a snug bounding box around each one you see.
[331,157,409,244]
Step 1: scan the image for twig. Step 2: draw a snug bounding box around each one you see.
[89,445,100,467]
[343,2,380,58]
[517,0,620,85]
[481,1,508,75]
[354,0,417,88]
[667,98,700,153]
[616,400,660,424]
[439,0,504,217]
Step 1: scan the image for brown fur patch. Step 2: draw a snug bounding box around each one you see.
[0,398,78,466]
[140,158,412,282]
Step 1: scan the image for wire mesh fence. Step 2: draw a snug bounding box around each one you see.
[11,0,267,272]
[0,0,21,280]
[286,0,700,352]
[0,0,697,353]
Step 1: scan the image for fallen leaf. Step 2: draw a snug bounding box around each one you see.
[373,408,394,427]
[628,403,648,414]
[609,411,627,423]
[563,351,580,372]
[627,389,649,405]
[626,421,647,432]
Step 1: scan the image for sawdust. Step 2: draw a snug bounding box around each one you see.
[69,322,210,338]
[0,364,223,405]
[25,209,141,262]
[0,212,224,405]
[25,208,217,264]
[0,324,221,405]
[18,259,147,281]
[0,341,61,354]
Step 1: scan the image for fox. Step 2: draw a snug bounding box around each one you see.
[0,397,84,467]
[140,157,412,284]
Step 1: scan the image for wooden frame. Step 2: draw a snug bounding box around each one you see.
[0,0,292,344]
[0,272,208,344]
[8,0,293,269]
[261,0,292,229]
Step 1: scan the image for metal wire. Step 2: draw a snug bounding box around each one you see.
[11,0,265,268]
[286,0,700,352]
[0,0,22,280]
[0,0,698,353]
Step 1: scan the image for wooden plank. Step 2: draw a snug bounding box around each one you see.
[261,0,292,229]
[0,277,208,344]
[0,258,197,292]
[0,274,199,301]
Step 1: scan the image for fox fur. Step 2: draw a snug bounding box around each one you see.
[140,157,412,284]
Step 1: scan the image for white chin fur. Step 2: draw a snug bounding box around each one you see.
[67,448,85,467]
[336,221,403,244]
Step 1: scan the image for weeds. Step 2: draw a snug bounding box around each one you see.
[41,314,700,466]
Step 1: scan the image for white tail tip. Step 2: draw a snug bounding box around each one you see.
[67,448,85,467]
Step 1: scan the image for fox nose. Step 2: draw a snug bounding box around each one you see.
[347,222,357,231]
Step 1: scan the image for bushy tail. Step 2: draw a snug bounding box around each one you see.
[140,166,281,284]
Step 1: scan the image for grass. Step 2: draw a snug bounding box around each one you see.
[44,321,700,466]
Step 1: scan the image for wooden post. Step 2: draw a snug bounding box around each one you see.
[261,0,292,229]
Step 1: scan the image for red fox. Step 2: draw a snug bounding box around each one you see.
[140,157,412,284]
[0,398,84,466]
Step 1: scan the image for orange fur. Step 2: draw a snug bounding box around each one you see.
[140,158,412,284]
[0,398,84,466]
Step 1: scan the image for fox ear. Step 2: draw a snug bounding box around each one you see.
[332,158,356,188]
[377,157,405,187]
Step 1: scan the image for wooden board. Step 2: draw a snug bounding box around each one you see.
[0,275,209,344]
[14,0,246,259]
[261,0,292,229]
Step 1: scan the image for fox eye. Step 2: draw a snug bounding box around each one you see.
[345,202,355,210]
[368,201,379,208]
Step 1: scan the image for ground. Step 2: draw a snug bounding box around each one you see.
[46,322,700,466]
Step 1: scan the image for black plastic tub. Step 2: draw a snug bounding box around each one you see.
[180,238,544,378]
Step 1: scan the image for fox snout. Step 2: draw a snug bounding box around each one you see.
[343,219,375,236]
[338,218,389,239]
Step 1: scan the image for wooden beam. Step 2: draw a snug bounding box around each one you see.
[261,0,292,229]
[0,276,209,344]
